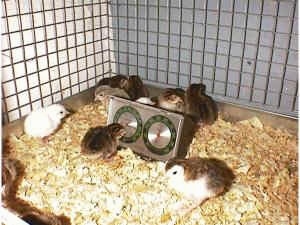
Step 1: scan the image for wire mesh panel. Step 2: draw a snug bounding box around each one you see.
[2,0,298,124]
[109,0,298,118]
[2,0,110,123]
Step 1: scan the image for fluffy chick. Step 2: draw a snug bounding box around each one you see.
[165,157,234,213]
[125,75,150,100]
[185,83,218,125]
[1,158,71,225]
[81,123,126,160]
[96,75,128,89]
[156,88,185,113]
[21,211,70,225]
[24,104,69,139]
[95,75,149,101]
[2,157,25,200]
[94,85,131,110]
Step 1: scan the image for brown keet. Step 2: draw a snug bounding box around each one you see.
[21,211,70,225]
[2,157,25,200]
[185,83,218,125]
[95,75,149,101]
[156,88,186,113]
[95,75,130,105]
[94,85,131,110]
[81,123,126,160]
[1,158,71,225]
[125,75,150,100]
[165,157,235,213]
[4,198,71,225]
[96,75,128,89]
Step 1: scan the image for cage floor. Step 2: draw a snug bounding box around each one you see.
[5,102,298,225]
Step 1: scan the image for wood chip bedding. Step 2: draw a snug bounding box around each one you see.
[5,103,298,225]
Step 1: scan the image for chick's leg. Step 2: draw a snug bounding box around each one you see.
[102,151,118,163]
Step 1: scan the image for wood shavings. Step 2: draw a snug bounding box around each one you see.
[239,117,263,129]
[6,103,297,225]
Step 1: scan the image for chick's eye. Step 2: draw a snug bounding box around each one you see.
[172,171,177,175]
[114,127,122,133]
[60,111,64,114]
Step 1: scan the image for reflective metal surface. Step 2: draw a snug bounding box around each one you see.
[117,112,138,138]
[147,123,171,149]
[107,95,185,161]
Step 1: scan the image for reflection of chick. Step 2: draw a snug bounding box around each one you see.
[81,123,126,160]
[185,83,218,125]
[165,157,235,214]
[156,88,185,113]
[126,76,149,100]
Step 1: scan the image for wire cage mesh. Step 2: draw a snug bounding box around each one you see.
[1,0,299,124]
[2,0,111,123]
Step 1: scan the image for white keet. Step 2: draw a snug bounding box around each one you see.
[24,104,69,138]
[165,157,234,215]
[165,164,214,203]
